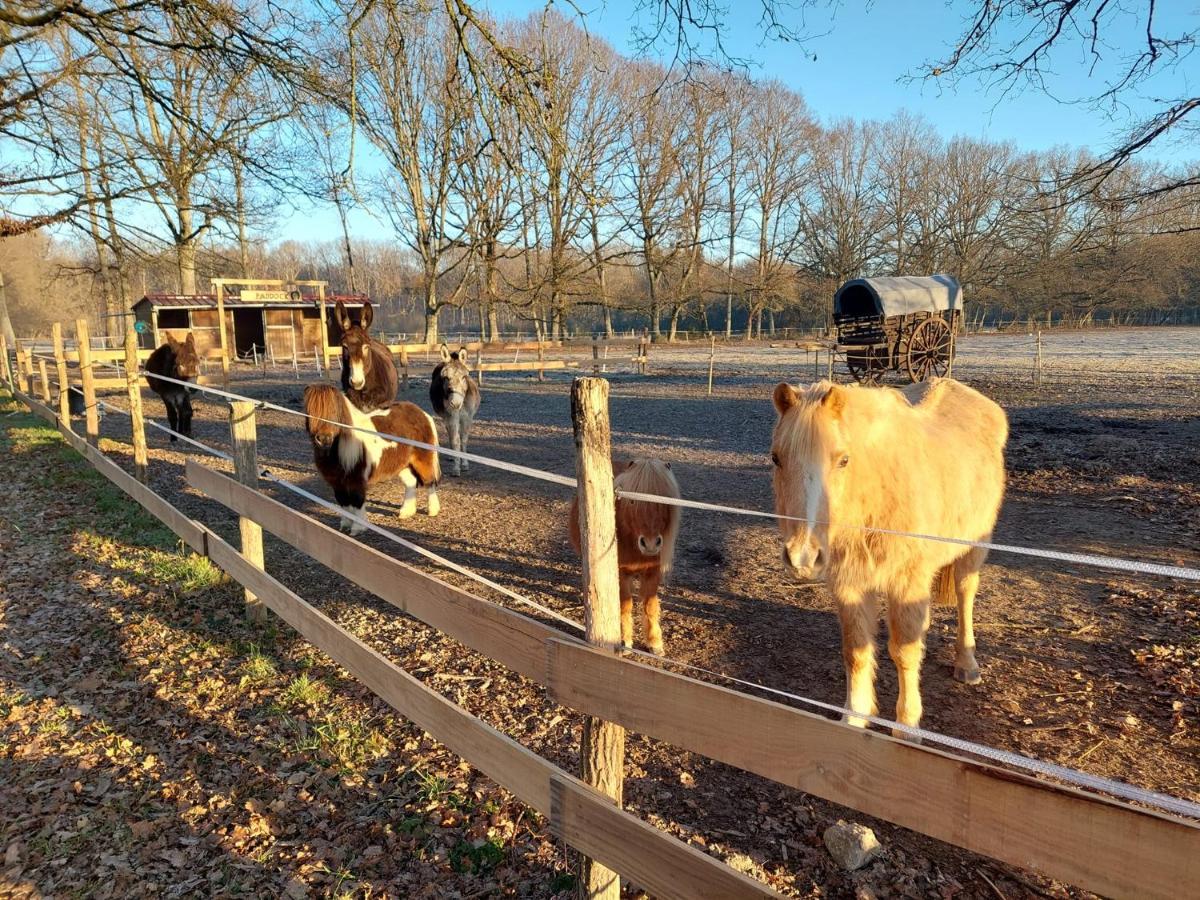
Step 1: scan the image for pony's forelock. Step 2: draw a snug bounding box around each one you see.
[615,459,682,575]
[303,384,348,436]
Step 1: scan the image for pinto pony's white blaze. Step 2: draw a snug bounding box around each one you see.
[303,384,440,534]
[569,458,682,655]
[771,378,1008,732]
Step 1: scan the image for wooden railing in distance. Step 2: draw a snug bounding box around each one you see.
[5,388,772,900]
[186,459,1200,900]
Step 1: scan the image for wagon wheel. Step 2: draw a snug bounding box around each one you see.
[905,318,953,383]
[845,346,886,384]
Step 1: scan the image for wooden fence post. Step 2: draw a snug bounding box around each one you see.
[125,324,149,482]
[570,377,625,900]
[1035,330,1043,389]
[37,358,51,402]
[13,346,28,394]
[707,335,715,396]
[399,347,409,391]
[215,280,231,387]
[76,319,99,445]
[592,336,600,375]
[229,400,267,623]
[52,323,70,422]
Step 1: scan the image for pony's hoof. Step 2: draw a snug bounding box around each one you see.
[841,714,869,729]
[169,435,178,443]
[644,642,664,656]
[426,497,440,517]
[954,665,982,685]
[398,504,417,520]
[349,522,367,537]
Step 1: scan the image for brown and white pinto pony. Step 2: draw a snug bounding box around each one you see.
[569,459,681,655]
[336,300,398,413]
[770,378,1007,733]
[303,383,440,534]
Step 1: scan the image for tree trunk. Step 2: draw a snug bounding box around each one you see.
[234,156,250,277]
[179,239,198,295]
[423,278,439,343]
[484,242,500,343]
[0,272,15,346]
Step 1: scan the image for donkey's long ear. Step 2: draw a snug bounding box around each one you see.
[458,345,468,358]
[335,300,351,331]
[439,343,451,362]
[772,382,799,415]
[359,302,373,331]
[166,332,179,350]
[821,384,847,419]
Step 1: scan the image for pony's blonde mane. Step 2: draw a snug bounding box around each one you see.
[303,384,351,436]
[615,459,682,575]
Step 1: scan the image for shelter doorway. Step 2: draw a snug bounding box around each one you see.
[233,309,264,358]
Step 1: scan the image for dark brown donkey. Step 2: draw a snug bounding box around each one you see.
[145,332,200,439]
[337,300,397,413]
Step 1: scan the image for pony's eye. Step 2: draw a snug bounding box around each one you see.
[837,454,850,468]
[770,451,781,468]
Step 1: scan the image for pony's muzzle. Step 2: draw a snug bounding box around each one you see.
[638,534,663,556]
[783,536,824,580]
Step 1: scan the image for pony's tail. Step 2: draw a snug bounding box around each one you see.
[933,563,957,607]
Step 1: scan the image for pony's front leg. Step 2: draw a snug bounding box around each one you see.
[425,482,440,517]
[459,415,472,473]
[344,482,369,536]
[332,485,354,532]
[640,566,664,655]
[180,394,194,437]
[836,589,879,728]
[887,590,932,735]
[619,572,636,649]
[447,414,462,476]
[165,396,180,441]
[953,551,985,684]
[397,468,418,519]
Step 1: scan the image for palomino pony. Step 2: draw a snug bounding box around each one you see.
[770,378,1007,732]
[569,459,682,655]
[303,383,440,534]
[336,300,398,413]
[429,344,480,477]
[145,332,200,440]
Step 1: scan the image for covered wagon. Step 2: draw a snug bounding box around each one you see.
[833,274,962,383]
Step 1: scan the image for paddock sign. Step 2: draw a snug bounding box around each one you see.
[239,290,293,303]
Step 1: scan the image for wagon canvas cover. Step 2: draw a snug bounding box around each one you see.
[834,275,962,318]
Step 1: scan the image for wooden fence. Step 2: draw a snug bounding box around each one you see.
[2,329,1199,900]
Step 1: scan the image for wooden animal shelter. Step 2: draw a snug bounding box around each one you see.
[131,279,369,365]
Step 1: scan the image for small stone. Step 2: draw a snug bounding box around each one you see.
[823,820,883,870]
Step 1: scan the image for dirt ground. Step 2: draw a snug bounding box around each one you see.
[5,328,1199,898]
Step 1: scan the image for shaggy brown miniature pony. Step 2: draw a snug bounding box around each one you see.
[145,332,200,439]
[336,300,398,413]
[303,383,440,534]
[569,458,682,655]
[771,377,1008,733]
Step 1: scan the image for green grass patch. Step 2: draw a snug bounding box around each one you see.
[238,644,279,686]
[449,837,505,875]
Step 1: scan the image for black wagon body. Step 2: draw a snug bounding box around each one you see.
[833,274,963,383]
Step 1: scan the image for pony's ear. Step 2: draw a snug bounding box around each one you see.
[360,302,373,330]
[185,332,196,348]
[821,384,847,419]
[335,300,351,331]
[439,344,451,362]
[772,382,799,415]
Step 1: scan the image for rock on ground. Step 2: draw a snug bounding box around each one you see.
[823,820,883,871]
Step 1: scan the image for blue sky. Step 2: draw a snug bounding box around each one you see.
[282,0,1198,240]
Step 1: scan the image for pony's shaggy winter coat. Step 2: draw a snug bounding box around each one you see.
[771,377,1008,731]
[569,458,681,654]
